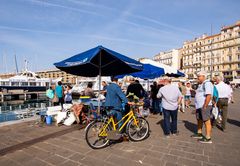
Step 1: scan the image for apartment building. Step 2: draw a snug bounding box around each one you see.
[182,21,240,80]
[153,49,182,70]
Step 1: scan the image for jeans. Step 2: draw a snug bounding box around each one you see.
[152,99,160,113]
[159,101,163,113]
[109,110,123,127]
[163,108,178,135]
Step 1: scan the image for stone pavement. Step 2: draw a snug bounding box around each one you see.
[0,89,240,166]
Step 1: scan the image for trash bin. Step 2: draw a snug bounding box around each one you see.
[46,115,52,125]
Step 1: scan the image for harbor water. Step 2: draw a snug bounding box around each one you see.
[0,98,51,123]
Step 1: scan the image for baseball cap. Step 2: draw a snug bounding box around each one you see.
[197,71,208,77]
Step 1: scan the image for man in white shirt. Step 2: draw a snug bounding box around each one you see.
[215,76,231,132]
[157,77,182,137]
[192,71,213,144]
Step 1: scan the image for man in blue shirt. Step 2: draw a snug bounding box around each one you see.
[105,77,128,127]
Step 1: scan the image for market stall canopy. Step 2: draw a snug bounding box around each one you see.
[140,59,185,77]
[54,45,143,77]
[116,63,165,79]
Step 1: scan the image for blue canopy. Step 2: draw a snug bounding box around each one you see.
[165,71,185,77]
[54,45,143,77]
[116,64,165,79]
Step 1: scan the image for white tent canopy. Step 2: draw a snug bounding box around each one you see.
[140,59,178,75]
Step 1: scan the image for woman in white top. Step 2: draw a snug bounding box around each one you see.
[185,82,192,108]
[64,85,73,104]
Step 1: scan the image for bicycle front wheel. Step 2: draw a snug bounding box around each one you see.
[127,117,149,141]
[85,121,110,149]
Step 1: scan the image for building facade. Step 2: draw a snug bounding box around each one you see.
[36,69,77,84]
[153,49,182,70]
[182,21,240,80]
[0,73,15,79]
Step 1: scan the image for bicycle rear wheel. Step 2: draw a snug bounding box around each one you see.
[127,117,149,141]
[85,120,110,149]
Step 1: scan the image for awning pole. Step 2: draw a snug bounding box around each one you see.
[98,50,102,114]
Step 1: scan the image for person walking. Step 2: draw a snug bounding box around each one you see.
[105,77,128,127]
[192,71,213,143]
[157,77,182,137]
[210,79,219,128]
[185,82,192,108]
[226,81,234,103]
[215,76,231,132]
[150,81,160,114]
[55,81,65,106]
[64,85,73,104]
[178,82,186,113]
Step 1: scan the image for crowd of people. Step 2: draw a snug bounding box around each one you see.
[46,71,235,143]
[46,81,73,106]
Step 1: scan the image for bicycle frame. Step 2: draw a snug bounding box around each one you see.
[99,109,139,137]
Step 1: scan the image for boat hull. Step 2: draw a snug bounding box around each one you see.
[0,86,47,92]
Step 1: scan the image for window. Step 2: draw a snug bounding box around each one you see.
[238,64,240,68]
[11,82,19,86]
[21,82,28,86]
[229,56,232,61]
[238,55,240,60]
[1,81,10,86]
[30,82,36,86]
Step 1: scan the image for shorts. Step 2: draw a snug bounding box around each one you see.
[196,106,212,121]
[184,95,191,100]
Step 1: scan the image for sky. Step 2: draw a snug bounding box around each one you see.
[0,0,240,74]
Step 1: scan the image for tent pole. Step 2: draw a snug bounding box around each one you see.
[147,79,150,92]
[98,50,102,113]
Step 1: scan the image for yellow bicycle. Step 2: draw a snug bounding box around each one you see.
[85,103,150,149]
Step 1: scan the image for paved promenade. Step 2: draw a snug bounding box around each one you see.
[0,89,240,166]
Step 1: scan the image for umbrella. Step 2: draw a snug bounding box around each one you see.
[54,45,143,77]
[116,63,164,79]
[140,59,185,77]
[54,45,143,109]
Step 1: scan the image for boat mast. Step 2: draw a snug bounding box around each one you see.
[14,54,19,74]
[24,60,28,72]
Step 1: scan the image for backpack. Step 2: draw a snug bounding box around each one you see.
[202,81,216,101]
[46,89,54,99]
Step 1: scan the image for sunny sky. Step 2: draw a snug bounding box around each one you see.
[0,0,240,73]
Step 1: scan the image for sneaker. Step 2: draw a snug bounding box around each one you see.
[191,133,203,139]
[172,132,179,136]
[165,134,170,138]
[199,137,212,144]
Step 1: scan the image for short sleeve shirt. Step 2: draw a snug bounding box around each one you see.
[194,80,213,109]
[157,84,182,110]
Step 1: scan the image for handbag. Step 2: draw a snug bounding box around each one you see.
[212,106,218,119]
[52,93,59,103]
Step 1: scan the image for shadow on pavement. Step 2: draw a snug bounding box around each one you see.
[182,120,197,133]
[227,118,240,127]
[156,119,165,134]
